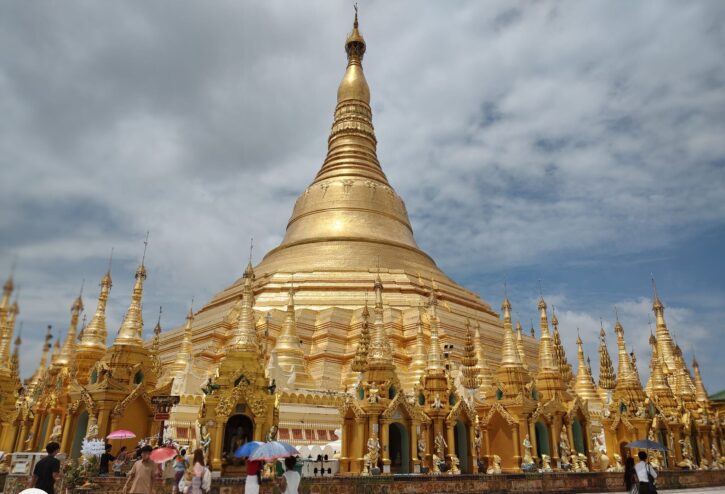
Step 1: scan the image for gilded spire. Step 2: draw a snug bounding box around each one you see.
[598,325,616,390]
[475,321,492,390]
[0,272,13,315]
[692,357,709,403]
[273,286,314,387]
[407,305,427,385]
[10,322,21,379]
[425,287,443,373]
[613,318,645,401]
[651,277,677,375]
[0,296,18,371]
[51,338,61,365]
[115,262,146,345]
[515,321,528,370]
[80,266,112,351]
[551,307,573,385]
[314,8,385,185]
[150,307,162,378]
[56,288,84,367]
[536,297,556,371]
[28,325,52,390]
[173,307,194,371]
[500,297,521,366]
[351,300,371,373]
[461,320,479,390]
[368,274,393,367]
[646,334,677,410]
[574,332,600,403]
[230,262,257,350]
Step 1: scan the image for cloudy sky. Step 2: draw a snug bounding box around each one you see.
[1,1,724,391]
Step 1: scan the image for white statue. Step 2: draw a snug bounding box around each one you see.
[522,434,534,465]
[559,429,571,460]
[486,454,502,474]
[539,454,553,472]
[448,454,461,475]
[368,386,380,404]
[86,414,99,439]
[417,432,426,461]
[49,417,62,442]
[432,393,443,410]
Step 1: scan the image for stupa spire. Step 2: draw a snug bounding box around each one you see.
[368,274,393,367]
[692,357,709,403]
[80,259,112,351]
[173,307,194,371]
[474,321,492,390]
[536,297,556,371]
[551,307,573,385]
[28,325,52,390]
[613,318,645,402]
[56,287,84,367]
[598,325,616,390]
[230,262,257,351]
[407,305,427,386]
[115,262,147,345]
[574,331,600,403]
[460,321,479,391]
[651,277,677,374]
[646,334,677,410]
[515,321,528,370]
[273,286,314,387]
[0,272,13,315]
[425,287,443,373]
[500,297,521,366]
[0,294,18,370]
[351,300,371,374]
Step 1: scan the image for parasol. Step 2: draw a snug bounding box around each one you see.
[247,441,299,461]
[149,447,178,464]
[625,439,667,451]
[106,429,136,440]
[234,441,264,458]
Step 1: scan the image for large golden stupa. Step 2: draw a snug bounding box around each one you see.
[156,13,536,392]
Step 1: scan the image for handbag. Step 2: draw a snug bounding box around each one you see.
[646,464,658,494]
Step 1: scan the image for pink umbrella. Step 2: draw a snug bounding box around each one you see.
[107,429,136,440]
[150,447,178,464]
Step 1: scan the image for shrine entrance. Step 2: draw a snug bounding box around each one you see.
[223,414,254,466]
[454,421,469,473]
[389,422,410,474]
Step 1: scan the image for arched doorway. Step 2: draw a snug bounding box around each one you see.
[388,422,410,474]
[488,413,514,471]
[535,421,550,458]
[71,412,89,459]
[224,415,254,465]
[572,418,585,454]
[454,421,469,474]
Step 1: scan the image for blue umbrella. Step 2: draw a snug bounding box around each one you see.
[625,439,667,451]
[234,441,264,458]
[248,441,299,461]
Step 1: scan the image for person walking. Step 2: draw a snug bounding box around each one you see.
[99,443,115,475]
[277,457,301,494]
[172,451,188,493]
[244,459,262,494]
[624,456,636,493]
[113,446,128,477]
[123,445,160,494]
[30,442,61,494]
[634,451,658,494]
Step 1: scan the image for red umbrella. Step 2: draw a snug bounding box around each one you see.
[149,447,177,464]
[107,429,136,440]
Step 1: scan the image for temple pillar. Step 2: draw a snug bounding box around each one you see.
[0,422,14,452]
[355,418,366,473]
[60,413,74,453]
[483,426,491,466]
[552,415,563,469]
[468,421,477,473]
[29,412,43,450]
[446,421,455,463]
[410,421,420,473]
[672,427,683,464]
[528,419,539,463]
[97,407,113,439]
[16,421,29,451]
[211,420,224,472]
[380,418,391,473]
[43,412,56,446]
[512,422,521,471]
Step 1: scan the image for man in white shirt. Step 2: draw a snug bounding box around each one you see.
[634,451,657,494]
